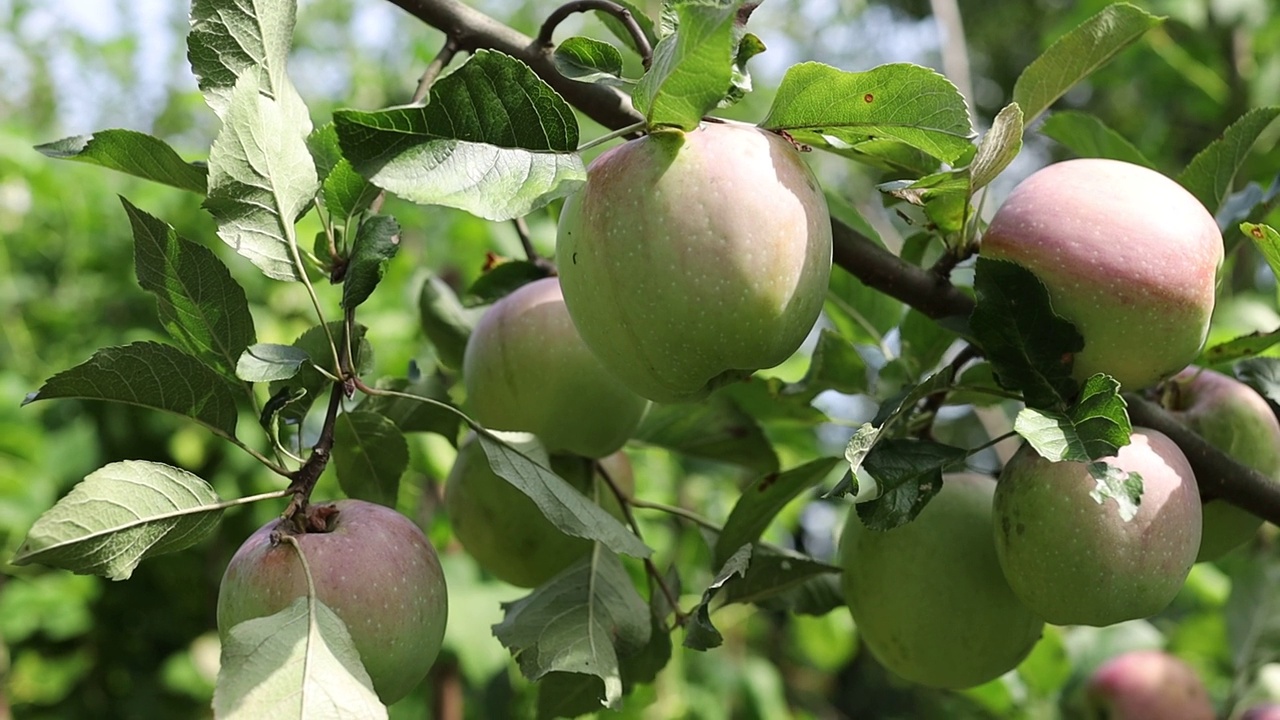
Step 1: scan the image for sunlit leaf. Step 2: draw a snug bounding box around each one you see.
[36,130,208,193]
[633,1,739,130]
[1179,107,1280,214]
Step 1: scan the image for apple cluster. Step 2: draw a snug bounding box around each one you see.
[843,159,1280,691]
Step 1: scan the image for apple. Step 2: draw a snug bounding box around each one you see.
[1242,705,1280,720]
[445,435,633,588]
[980,158,1222,390]
[1163,366,1280,561]
[555,120,833,404]
[993,428,1202,626]
[840,473,1044,689]
[217,500,448,704]
[1086,650,1214,720]
[463,276,648,458]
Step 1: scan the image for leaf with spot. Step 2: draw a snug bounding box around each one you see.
[125,198,256,382]
[713,458,840,567]
[341,215,400,310]
[1244,223,1280,292]
[12,461,225,580]
[36,130,208,193]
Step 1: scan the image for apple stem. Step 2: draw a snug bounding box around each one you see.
[535,0,653,70]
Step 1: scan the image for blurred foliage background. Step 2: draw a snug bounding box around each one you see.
[2,0,1280,718]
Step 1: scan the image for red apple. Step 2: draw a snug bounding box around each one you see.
[1087,650,1214,719]
[981,159,1222,390]
[217,500,448,704]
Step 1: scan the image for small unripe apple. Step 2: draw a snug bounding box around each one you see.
[993,429,1202,626]
[217,500,448,704]
[981,158,1222,390]
[1163,367,1280,561]
[463,276,648,458]
[1086,650,1214,720]
[556,121,833,404]
[445,435,633,588]
[840,473,1044,688]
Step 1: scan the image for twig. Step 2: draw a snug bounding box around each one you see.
[511,216,540,264]
[412,36,461,104]
[283,382,345,518]
[536,0,653,70]
[628,497,723,533]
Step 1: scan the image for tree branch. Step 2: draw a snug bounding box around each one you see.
[376,0,1280,525]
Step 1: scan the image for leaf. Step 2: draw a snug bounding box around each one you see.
[786,329,868,398]
[268,323,371,426]
[25,342,239,437]
[879,171,971,235]
[1179,107,1280,214]
[1014,374,1132,462]
[598,0,659,48]
[1012,3,1163,125]
[1244,223,1280,287]
[358,374,460,439]
[475,433,651,558]
[1203,327,1280,365]
[204,70,319,281]
[36,130,208,193]
[553,37,626,86]
[713,458,840,567]
[493,548,650,710]
[684,544,752,651]
[307,124,379,222]
[1087,461,1143,522]
[1225,557,1280,682]
[341,216,400,310]
[720,31,765,108]
[632,1,738,130]
[761,62,975,165]
[334,50,584,221]
[856,439,965,530]
[237,344,311,383]
[825,266,905,346]
[970,102,1024,191]
[899,309,957,377]
[1236,357,1280,407]
[870,367,956,428]
[418,275,480,371]
[720,549,842,608]
[970,258,1083,410]
[1039,110,1155,168]
[463,260,554,307]
[535,672,610,720]
[634,393,779,474]
[214,597,386,720]
[827,423,880,498]
[12,461,224,581]
[333,412,409,507]
[187,0,299,118]
[124,198,257,381]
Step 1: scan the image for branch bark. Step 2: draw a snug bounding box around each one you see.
[379,0,1280,524]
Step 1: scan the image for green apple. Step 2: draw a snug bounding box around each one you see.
[445,435,633,588]
[1163,366,1280,561]
[993,428,1202,626]
[1086,650,1214,720]
[463,276,648,458]
[981,158,1222,390]
[840,473,1044,688]
[217,500,448,704]
[556,120,833,404]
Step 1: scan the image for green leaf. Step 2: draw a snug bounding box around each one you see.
[632,1,739,130]
[1225,557,1280,685]
[786,329,868,398]
[268,323,371,425]
[856,439,965,531]
[713,458,840,567]
[358,374,461,439]
[36,130,208,194]
[635,393,779,474]
[12,461,224,581]
[970,258,1083,409]
[1087,461,1143,522]
[213,597,386,720]
[1179,107,1280,214]
[761,62,975,164]
[1039,110,1155,168]
[333,50,584,221]
[828,423,880,498]
[237,344,310,383]
[553,36,627,85]
[492,548,650,710]
[188,0,299,118]
[333,412,409,507]
[418,275,480,371]
[204,70,319,281]
[124,198,256,381]
[970,103,1024,191]
[685,544,752,651]
[475,433,651,559]
[946,362,1008,407]
[25,342,239,437]
[1014,374,1131,462]
[899,309,957,378]
[720,549,842,608]
[1236,357,1280,406]
[1012,3,1163,125]
[535,672,611,720]
[1203,326,1280,365]
[880,170,971,235]
[463,260,554,307]
[720,31,765,109]
[341,216,401,310]
[1244,222,1280,284]
[825,266,904,346]
[307,123,379,223]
